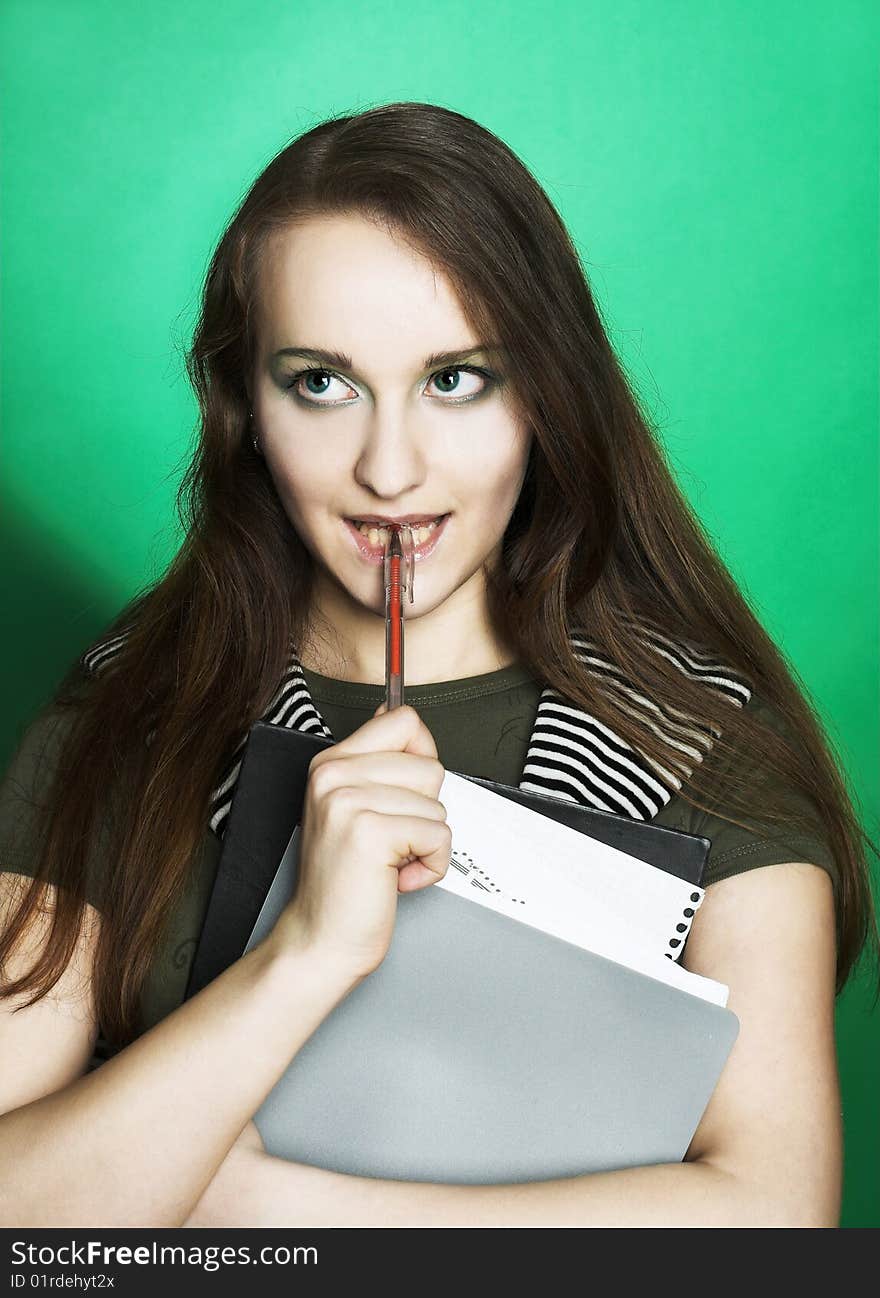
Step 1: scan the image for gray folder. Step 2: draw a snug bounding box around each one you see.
[244,824,740,1184]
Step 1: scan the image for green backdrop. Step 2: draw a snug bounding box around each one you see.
[2,0,877,1227]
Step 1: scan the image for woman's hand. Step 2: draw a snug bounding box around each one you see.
[272,702,452,981]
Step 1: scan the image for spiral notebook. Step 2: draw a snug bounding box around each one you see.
[428,767,726,1003]
[186,725,740,1182]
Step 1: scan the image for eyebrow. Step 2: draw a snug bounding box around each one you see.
[272,343,503,373]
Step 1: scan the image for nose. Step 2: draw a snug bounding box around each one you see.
[353,404,428,500]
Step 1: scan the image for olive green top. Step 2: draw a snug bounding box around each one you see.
[0,662,839,1062]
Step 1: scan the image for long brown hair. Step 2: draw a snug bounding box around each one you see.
[2,101,877,1049]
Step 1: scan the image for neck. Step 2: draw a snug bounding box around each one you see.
[298,571,517,685]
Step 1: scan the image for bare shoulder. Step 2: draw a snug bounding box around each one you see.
[0,870,102,1115]
[681,862,841,1227]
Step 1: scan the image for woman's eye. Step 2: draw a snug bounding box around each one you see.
[286,365,494,406]
[425,366,491,400]
[286,369,355,403]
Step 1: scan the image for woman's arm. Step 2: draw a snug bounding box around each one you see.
[185,862,841,1228]
[0,873,363,1229]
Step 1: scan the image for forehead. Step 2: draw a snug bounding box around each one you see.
[255,213,476,357]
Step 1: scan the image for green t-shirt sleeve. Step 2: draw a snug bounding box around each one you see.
[0,686,106,912]
[653,690,841,909]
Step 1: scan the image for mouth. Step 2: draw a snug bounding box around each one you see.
[343,514,451,565]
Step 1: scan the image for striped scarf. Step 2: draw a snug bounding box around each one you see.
[80,623,752,842]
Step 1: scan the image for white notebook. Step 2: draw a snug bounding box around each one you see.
[436,771,728,1007]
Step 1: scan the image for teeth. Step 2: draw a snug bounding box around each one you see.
[351,518,443,547]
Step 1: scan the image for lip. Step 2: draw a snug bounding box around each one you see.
[343,514,450,565]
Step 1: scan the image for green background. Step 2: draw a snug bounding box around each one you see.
[2,0,877,1226]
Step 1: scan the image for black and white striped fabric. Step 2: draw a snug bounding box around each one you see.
[80,623,752,841]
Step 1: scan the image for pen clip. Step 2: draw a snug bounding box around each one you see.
[397,525,415,604]
[402,524,415,604]
[383,525,415,605]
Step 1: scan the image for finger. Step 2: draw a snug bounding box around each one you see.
[384,814,452,884]
[389,705,437,758]
[328,784,448,822]
[398,859,452,892]
[312,750,446,799]
[314,704,437,764]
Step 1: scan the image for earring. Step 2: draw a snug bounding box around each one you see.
[249,408,261,455]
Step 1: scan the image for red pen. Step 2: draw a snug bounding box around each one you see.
[384,524,415,710]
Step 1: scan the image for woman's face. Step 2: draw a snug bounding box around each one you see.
[251,212,532,653]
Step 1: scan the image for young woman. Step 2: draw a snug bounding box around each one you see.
[0,101,876,1229]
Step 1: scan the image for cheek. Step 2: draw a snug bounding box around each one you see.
[266,454,337,516]
[493,429,533,501]
[450,430,531,520]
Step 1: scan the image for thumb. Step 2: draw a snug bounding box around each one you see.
[373,701,387,716]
